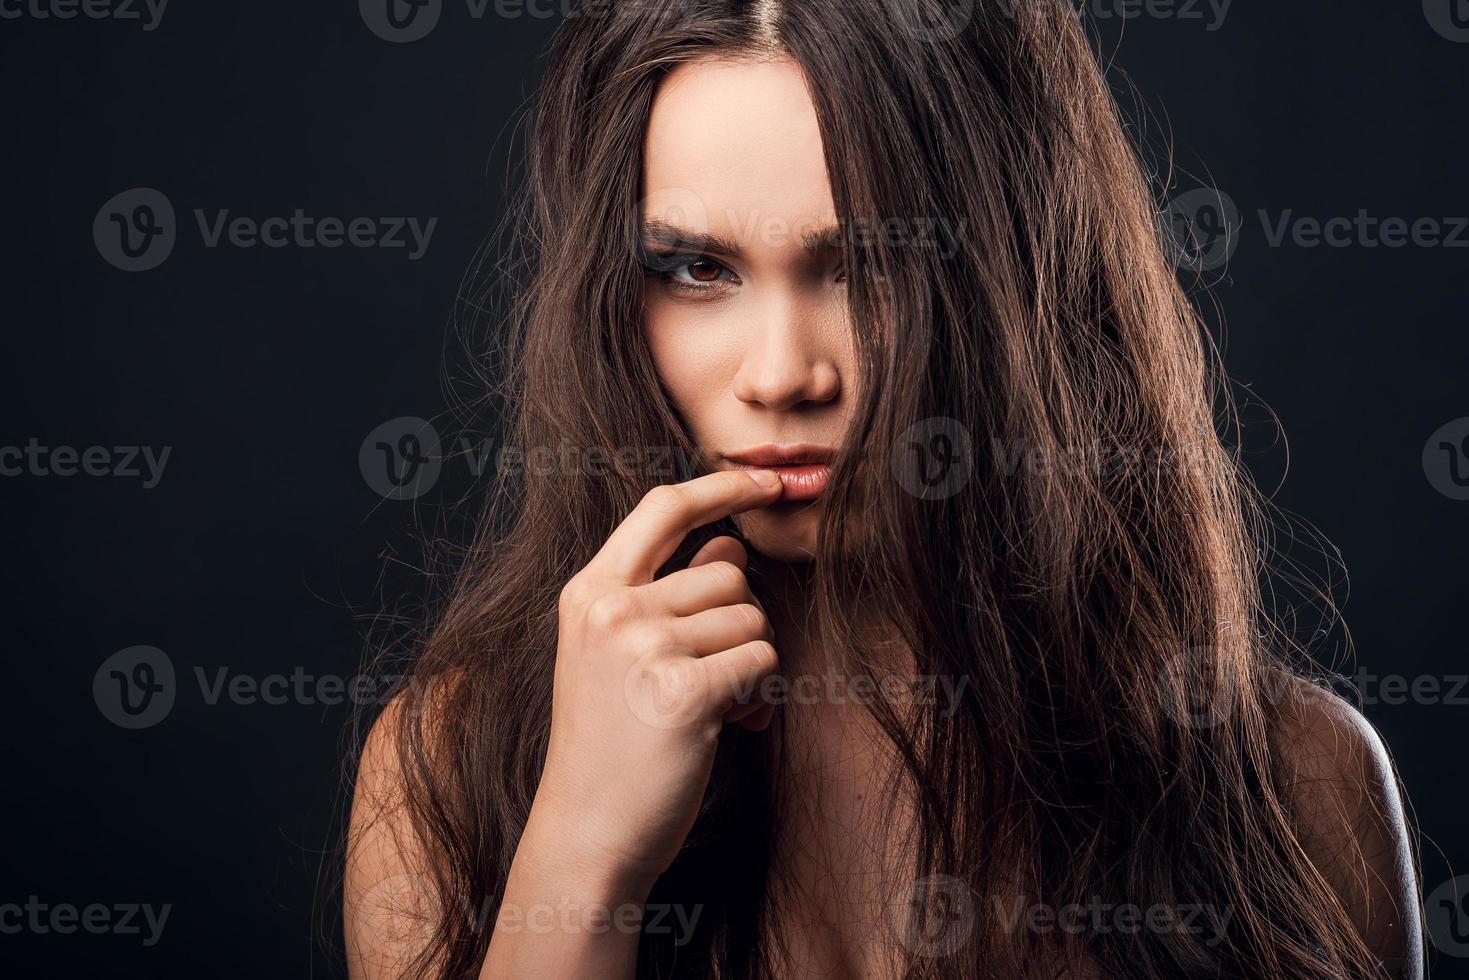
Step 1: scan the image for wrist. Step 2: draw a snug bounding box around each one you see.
[517,798,662,903]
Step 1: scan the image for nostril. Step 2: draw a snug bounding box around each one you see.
[734,361,842,411]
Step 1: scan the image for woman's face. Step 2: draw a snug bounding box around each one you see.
[640,54,856,563]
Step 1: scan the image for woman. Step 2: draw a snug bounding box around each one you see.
[343,0,1424,977]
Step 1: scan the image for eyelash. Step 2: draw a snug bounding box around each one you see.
[653,254,739,296]
[642,250,848,297]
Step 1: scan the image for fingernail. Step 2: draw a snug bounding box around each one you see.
[750,469,782,489]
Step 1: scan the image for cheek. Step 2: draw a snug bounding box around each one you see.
[643,304,743,421]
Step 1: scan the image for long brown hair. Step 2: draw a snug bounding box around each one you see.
[350,0,1418,976]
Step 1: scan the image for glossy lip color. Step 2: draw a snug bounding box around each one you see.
[722,444,836,501]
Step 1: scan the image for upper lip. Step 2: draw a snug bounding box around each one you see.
[722,443,836,466]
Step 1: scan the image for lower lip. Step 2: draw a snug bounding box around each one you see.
[730,462,831,501]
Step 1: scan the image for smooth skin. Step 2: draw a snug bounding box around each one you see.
[639,55,856,564]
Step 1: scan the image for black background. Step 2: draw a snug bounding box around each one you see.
[1,2,1465,977]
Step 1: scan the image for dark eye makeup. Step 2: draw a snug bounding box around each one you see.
[640,249,740,296]
[638,244,848,299]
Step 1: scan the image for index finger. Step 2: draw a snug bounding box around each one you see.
[587,469,783,584]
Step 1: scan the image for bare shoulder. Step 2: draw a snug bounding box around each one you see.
[350,671,461,837]
[344,673,461,979]
[1266,670,1424,979]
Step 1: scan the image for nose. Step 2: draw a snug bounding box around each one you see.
[731,292,843,412]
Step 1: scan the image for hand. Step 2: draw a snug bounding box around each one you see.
[525,468,786,887]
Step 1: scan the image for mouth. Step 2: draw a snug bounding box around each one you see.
[721,444,836,502]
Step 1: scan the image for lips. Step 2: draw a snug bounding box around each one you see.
[722,444,835,501]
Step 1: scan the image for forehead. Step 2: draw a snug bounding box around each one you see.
[641,55,836,241]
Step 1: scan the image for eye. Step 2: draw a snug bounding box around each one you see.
[643,250,740,297]
[675,256,730,285]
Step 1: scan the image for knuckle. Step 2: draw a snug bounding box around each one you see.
[710,560,746,590]
[584,588,637,634]
[651,660,705,713]
[557,576,594,615]
[641,484,684,516]
[733,603,769,636]
[747,640,779,673]
[649,659,685,690]
[623,620,672,656]
[718,469,748,493]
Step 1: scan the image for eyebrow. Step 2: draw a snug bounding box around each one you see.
[638,217,845,258]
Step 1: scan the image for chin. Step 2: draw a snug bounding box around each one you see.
[734,501,822,563]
